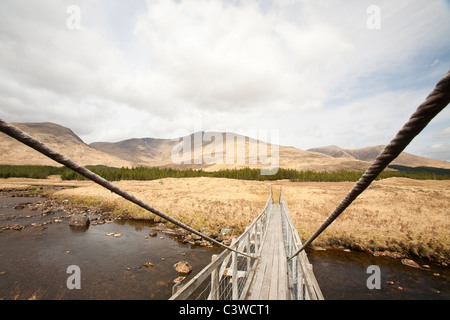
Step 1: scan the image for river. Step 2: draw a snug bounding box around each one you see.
[0,195,222,299]
[0,195,448,300]
[306,247,448,300]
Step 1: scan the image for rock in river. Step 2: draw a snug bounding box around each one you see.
[401,259,421,269]
[143,262,154,268]
[173,261,192,275]
[69,214,90,227]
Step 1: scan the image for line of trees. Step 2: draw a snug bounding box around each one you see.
[0,165,65,179]
[1,165,449,182]
[59,166,368,182]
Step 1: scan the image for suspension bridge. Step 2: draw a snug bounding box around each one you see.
[170,188,323,300]
[0,71,448,301]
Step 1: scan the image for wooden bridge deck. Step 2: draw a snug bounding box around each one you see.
[246,204,291,300]
[170,194,323,300]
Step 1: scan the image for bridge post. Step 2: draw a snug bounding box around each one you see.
[210,254,219,300]
[256,220,261,253]
[246,228,251,274]
[231,238,238,300]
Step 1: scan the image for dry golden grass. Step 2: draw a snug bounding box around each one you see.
[282,178,450,261]
[31,176,271,237]
[1,176,448,261]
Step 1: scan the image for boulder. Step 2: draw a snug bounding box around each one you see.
[11,224,24,231]
[173,261,192,275]
[69,214,90,227]
[401,259,421,269]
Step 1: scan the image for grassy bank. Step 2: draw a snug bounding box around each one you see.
[0,176,448,262]
[283,179,450,262]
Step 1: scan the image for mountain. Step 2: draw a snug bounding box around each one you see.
[90,137,178,168]
[1,122,448,172]
[307,145,450,169]
[0,122,133,167]
[90,132,373,172]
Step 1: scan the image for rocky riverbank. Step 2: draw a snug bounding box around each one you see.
[0,186,223,300]
[0,192,108,232]
[0,187,236,248]
[1,178,449,265]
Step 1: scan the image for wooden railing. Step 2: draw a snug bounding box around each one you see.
[280,194,324,300]
[169,195,272,300]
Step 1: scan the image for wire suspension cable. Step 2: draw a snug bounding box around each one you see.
[0,119,255,258]
[288,70,450,261]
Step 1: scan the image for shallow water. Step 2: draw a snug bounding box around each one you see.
[306,248,449,300]
[0,196,448,300]
[0,198,221,299]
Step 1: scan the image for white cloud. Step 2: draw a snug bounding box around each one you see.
[0,0,449,162]
[436,127,450,139]
[285,87,434,150]
[133,0,335,113]
[425,143,450,162]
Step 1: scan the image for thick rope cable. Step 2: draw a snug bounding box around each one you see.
[288,70,450,261]
[0,119,256,258]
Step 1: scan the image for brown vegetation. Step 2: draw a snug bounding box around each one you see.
[0,176,448,261]
[282,178,450,261]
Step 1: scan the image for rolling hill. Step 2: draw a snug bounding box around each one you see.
[0,122,133,167]
[307,145,450,169]
[90,132,373,172]
[1,122,448,172]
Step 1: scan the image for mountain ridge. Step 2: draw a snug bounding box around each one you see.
[307,145,450,169]
[1,122,449,171]
[0,122,133,168]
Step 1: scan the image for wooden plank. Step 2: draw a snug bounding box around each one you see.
[259,225,274,300]
[246,204,291,300]
[277,209,288,299]
[248,258,267,299]
[278,241,289,300]
[268,207,281,300]
[268,232,279,300]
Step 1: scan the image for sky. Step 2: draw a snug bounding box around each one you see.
[0,0,449,161]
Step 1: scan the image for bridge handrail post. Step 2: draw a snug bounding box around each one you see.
[246,230,251,275]
[231,238,238,300]
[170,193,274,300]
[210,254,219,300]
[256,220,260,253]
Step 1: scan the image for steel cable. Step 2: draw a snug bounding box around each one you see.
[0,119,255,258]
[288,70,450,260]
